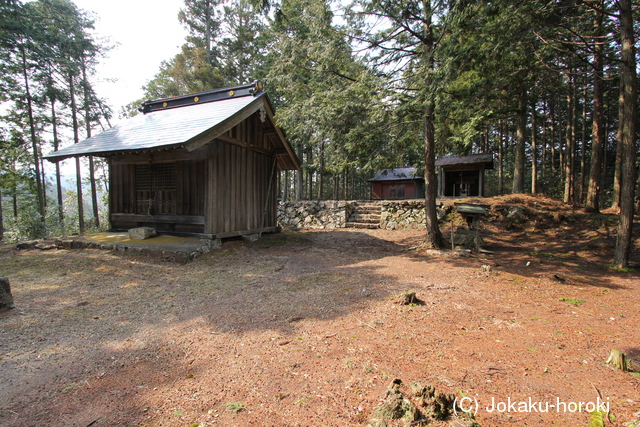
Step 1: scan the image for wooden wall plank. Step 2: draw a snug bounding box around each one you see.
[246,149,254,230]
[223,143,231,233]
[109,116,280,236]
[238,143,245,230]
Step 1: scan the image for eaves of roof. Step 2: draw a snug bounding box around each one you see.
[44,93,265,162]
[435,153,494,169]
[367,167,423,182]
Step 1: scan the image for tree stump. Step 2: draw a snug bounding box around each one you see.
[606,349,628,372]
[395,291,418,305]
[0,277,15,311]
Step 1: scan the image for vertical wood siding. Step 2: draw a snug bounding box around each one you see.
[205,141,277,234]
[205,113,277,235]
[109,111,278,236]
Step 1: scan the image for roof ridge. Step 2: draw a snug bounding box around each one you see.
[139,80,264,114]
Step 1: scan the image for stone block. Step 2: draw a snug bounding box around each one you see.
[128,227,157,240]
[16,240,38,250]
[0,277,15,311]
[56,239,74,250]
[71,240,87,249]
[35,242,56,250]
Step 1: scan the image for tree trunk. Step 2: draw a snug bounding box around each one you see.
[579,80,588,203]
[422,0,443,248]
[611,97,623,211]
[531,99,538,194]
[89,157,99,227]
[512,86,527,194]
[550,97,557,172]
[306,145,313,199]
[282,170,289,202]
[586,4,605,212]
[637,174,640,214]
[541,99,548,186]
[50,97,64,223]
[564,73,575,204]
[69,71,85,233]
[343,167,348,200]
[317,139,324,199]
[614,0,637,269]
[602,114,609,182]
[83,59,100,229]
[40,157,47,209]
[295,143,303,200]
[204,0,213,62]
[21,47,45,223]
[12,177,18,218]
[498,121,504,195]
[424,110,443,248]
[0,188,3,242]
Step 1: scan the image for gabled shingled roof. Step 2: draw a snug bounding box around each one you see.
[367,167,423,182]
[435,153,493,169]
[44,82,300,171]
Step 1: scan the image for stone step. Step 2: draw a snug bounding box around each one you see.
[347,218,380,224]
[354,208,381,215]
[348,213,381,221]
[353,202,380,206]
[345,222,380,229]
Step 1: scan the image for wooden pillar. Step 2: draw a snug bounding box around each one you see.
[107,158,113,230]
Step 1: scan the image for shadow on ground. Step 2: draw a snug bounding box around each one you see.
[0,220,638,426]
[0,229,417,426]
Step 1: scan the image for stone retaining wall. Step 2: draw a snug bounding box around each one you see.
[380,200,427,230]
[277,200,444,230]
[277,200,353,229]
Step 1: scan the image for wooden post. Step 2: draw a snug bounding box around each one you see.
[451,220,455,250]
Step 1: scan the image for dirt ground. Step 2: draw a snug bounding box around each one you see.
[0,195,639,427]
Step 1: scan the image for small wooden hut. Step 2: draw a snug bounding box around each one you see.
[368,168,425,200]
[45,81,300,239]
[435,153,493,198]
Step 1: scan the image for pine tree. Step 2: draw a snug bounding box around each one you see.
[613,0,637,269]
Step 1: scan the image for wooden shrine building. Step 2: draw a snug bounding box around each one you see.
[435,153,493,198]
[368,168,425,200]
[45,81,300,239]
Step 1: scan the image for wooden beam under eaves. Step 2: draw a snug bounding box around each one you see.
[184,99,265,152]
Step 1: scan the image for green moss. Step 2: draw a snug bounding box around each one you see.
[225,402,245,413]
[606,264,636,273]
[588,410,606,427]
[559,297,585,306]
[529,251,554,257]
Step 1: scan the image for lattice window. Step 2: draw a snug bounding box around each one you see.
[135,165,151,192]
[135,163,177,214]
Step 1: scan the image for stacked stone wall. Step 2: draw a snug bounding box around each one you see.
[380,200,427,230]
[277,200,442,230]
[277,200,353,229]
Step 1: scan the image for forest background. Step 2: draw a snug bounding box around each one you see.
[0,0,638,266]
